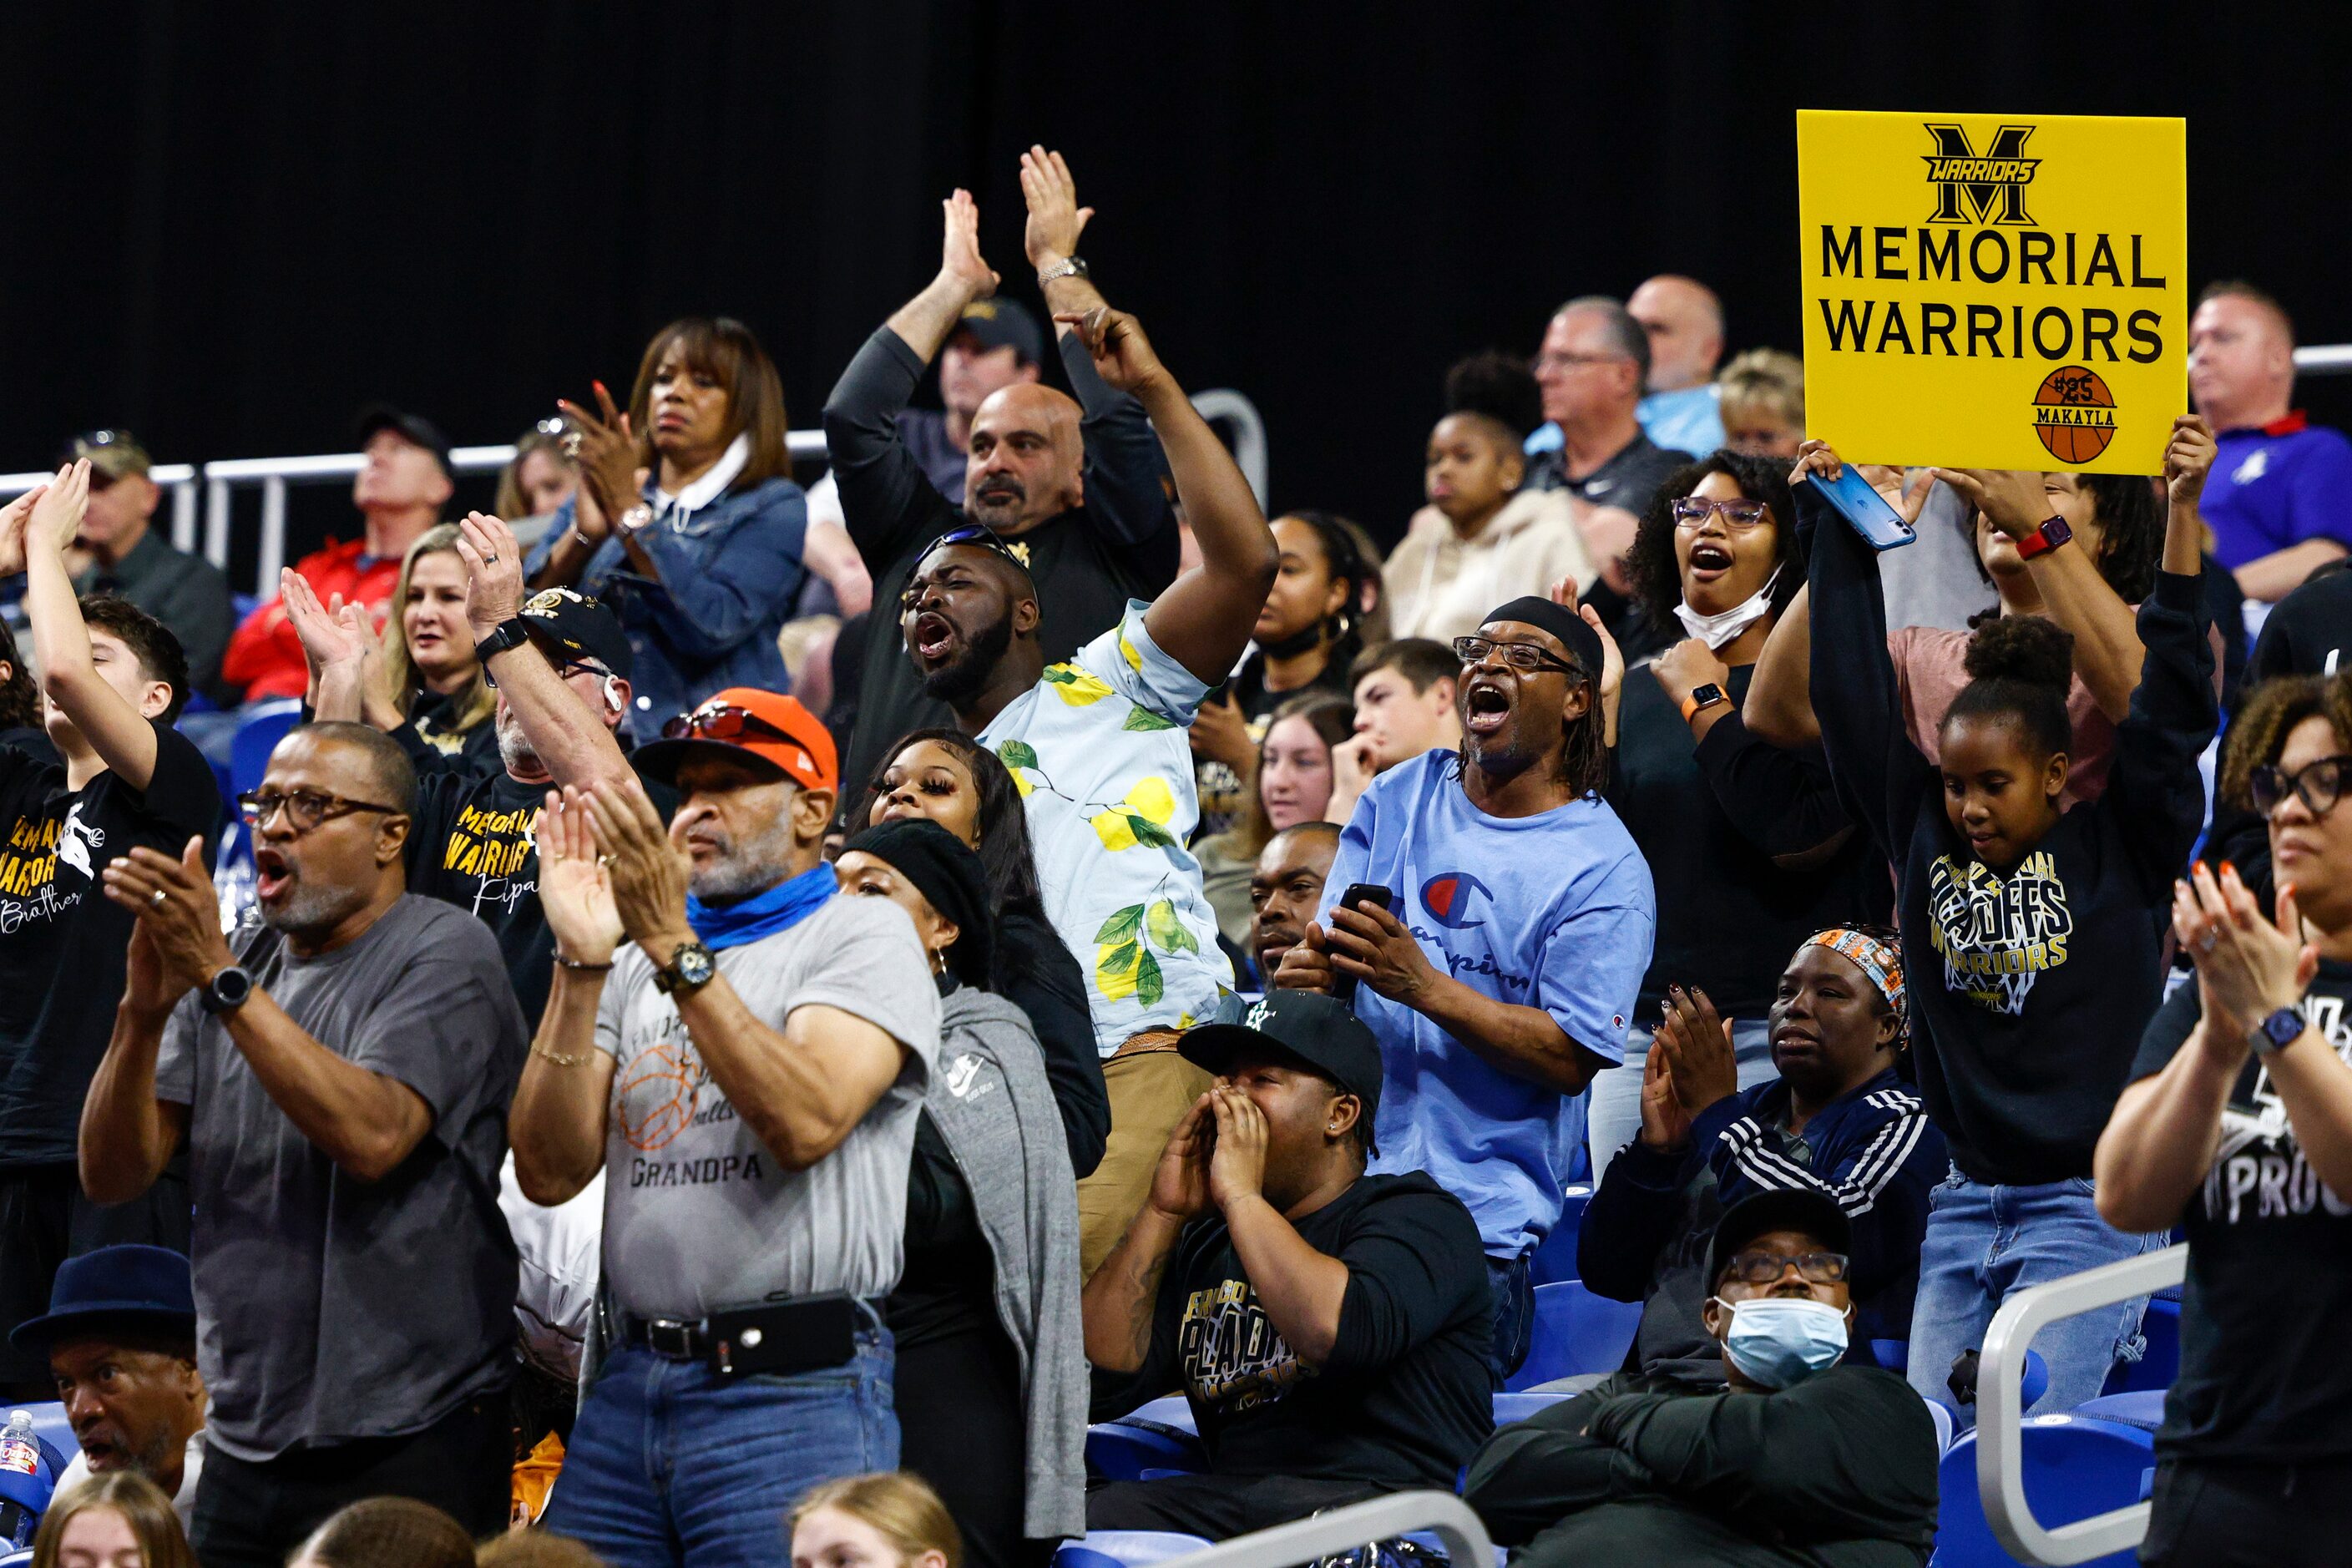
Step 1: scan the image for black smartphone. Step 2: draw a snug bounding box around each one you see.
[1330,883,1395,1007]
[1803,467,1917,550]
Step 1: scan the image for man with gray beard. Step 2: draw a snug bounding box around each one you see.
[79,720,527,1564]
[286,510,669,1024]
[513,688,942,1566]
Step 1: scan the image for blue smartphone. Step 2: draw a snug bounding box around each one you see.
[1803,467,1917,551]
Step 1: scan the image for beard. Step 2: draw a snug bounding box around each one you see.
[920,609,1016,707]
[261,872,371,938]
[687,812,804,903]
[965,479,1026,530]
[496,710,544,776]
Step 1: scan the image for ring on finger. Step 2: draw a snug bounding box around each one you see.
[2195,928,2219,953]
[149,889,168,908]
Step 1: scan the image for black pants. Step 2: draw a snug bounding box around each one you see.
[188,1391,511,1568]
[1086,1474,1386,1540]
[0,1161,190,1397]
[898,1323,1050,1568]
[2140,1456,2352,1566]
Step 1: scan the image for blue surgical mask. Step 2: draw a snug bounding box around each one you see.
[1712,1297,1849,1388]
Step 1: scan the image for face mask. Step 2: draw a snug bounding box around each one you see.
[1674,565,1781,651]
[1712,1296,1848,1388]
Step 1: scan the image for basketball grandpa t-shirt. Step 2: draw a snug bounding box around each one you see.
[1319,750,1655,1259]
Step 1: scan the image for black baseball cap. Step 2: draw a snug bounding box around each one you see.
[953,298,1046,365]
[355,403,454,480]
[519,587,634,680]
[1706,1188,1854,1292]
[1181,991,1383,1151]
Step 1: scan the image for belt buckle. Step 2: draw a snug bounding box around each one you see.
[645,1318,699,1359]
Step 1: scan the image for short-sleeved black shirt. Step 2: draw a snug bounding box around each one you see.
[0,721,218,1166]
[2131,962,2352,1462]
[1119,1171,1493,1488]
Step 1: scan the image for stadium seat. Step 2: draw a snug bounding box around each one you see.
[1503,1281,1641,1392]
[230,699,305,796]
[1491,1390,1573,1427]
[2100,1294,2180,1395]
[1527,1184,1591,1285]
[2072,1390,2165,1432]
[16,1405,68,1468]
[1054,1533,1212,1568]
[1870,1338,1908,1372]
[1930,1415,2153,1568]
[1925,1395,1955,1456]
[1086,1396,1204,1483]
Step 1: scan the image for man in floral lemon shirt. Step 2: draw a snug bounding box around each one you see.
[898,300,1278,1271]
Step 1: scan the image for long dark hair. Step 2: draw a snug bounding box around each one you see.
[854,728,1044,908]
[1626,450,1803,626]
[628,316,792,488]
[1271,509,1374,676]
[1962,473,2164,612]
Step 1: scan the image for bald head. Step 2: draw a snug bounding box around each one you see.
[1627,276,1725,392]
[2191,283,2298,431]
[966,382,1085,534]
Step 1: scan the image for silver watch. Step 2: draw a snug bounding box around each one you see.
[1036,256,1090,287]
[616,503,655,539]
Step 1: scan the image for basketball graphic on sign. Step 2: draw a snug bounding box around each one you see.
[2031,365,2117,464]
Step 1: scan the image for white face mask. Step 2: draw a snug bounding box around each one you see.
[1674,564,1782,651]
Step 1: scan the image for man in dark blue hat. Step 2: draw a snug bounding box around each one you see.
[1083,991,1493,1540]
[10,1244,205,1526]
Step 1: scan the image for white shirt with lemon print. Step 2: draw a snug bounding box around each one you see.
[982,600,1234,1056]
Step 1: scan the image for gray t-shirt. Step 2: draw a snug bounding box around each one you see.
[155,895,527,1461]
[595,893,942,1319]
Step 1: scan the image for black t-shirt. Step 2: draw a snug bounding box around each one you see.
[1608,665,1884,1014]
[404,763,675,1026]
[1115,1171,1492,1489]
[0,721,220,1166]
[407,690,500,777]
[2131,964,2352,1463]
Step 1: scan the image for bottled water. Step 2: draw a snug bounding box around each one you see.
[0,1412,32,1478]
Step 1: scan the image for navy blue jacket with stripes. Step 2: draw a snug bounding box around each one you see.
[1578,1067,1945,1388]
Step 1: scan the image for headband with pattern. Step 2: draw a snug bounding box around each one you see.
[1803,928,1906,1037]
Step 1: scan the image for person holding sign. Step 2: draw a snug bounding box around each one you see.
[1793,422,2215,1429]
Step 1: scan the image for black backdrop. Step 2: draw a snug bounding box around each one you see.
[6,3,2352,577]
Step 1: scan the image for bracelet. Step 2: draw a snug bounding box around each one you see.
[554,950,615,973]
[529,1040,590,1069]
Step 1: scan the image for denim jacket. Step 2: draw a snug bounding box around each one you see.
[526,476,808,728]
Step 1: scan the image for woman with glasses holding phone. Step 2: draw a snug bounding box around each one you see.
[2097,675,2352,1565]
[1586,452,1884,1182]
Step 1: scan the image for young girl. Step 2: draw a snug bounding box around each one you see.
[1193,693,1355,961]
[33,1473,198,1568]
[792,1474,962,1568]
[1798,418,2216,1426]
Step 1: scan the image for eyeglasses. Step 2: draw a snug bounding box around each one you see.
[1722,1250,1850,1287]
[483,658,608,690]
[1452,635,1581,678]
[1534,351,1628,373]
[238,788,403,832]
[2248,754,2352,817]
[1672,496,1773,529]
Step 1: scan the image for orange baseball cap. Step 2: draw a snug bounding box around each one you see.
[634,688,838,795]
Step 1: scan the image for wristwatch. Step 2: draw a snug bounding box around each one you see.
[198,965,255,1016]
[473,619,530,663]
[2249,1004,2306,1056]
[653,941,718,997]
[1036,256,1090,287]
[616,503,656,539]
[2013,515,2075,561]
[1680,682,1730,724]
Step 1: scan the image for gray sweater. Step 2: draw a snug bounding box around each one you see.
[927,985,1088,1540]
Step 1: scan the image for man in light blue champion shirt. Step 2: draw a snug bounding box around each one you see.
[1274,595,1654,1381]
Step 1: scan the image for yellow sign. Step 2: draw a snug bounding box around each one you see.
[1797,109,2186,474]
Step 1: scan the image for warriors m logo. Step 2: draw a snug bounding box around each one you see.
[1922,124,2039,225]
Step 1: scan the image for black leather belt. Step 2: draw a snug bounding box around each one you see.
[618,1294,878,1376]
[622,1315,713,1360]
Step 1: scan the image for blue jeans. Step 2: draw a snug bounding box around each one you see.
[1904,1167,2167,1434]
[1486,1254,1533,1386]
[543,1330,898,1568]
[1588,1016,1778,1185]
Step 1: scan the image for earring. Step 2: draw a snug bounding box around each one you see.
[930,947,947,976]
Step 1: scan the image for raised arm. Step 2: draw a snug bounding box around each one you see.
[509,787,624,1204]
[457,514,635,793]
[22,463,159,788]
[1205,1087,1352,1365]
[534,383,633,591]
[1060,306,1277,684]
[100,841,430,1182]
[1741,582,1820,748]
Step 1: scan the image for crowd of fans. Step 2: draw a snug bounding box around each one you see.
[2,144,2350,1568]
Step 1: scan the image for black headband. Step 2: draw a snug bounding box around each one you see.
[1481,595,1604,680]
[841,817,994,986]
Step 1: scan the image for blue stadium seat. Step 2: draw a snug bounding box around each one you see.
[1527,1184,1591,1285]
[1925,1395,1955,1456]
[2072,1390,2165,1432]
[1930,1415,2152,1568]
[230,699,305,797]
[2100,1295,2179,1395]
[1085,1397,1203,1483]
[1491,1390,1573,1426]
[1503,1280,1641,1392]
[1055,1533,1211,1568]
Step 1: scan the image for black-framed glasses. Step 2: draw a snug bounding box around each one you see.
[237,788,403,833]
[483,658,607,690]
[1452,635,1581,678]
[1672,496,1773,529]
[2249,754,2352,817]
[1722,1250,1850,1287]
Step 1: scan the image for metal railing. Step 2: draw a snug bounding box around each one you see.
[0,390,1271,598]
[1146,1491,1494,1568]
[1975,1242,2187,1565]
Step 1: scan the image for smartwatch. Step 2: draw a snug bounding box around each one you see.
[1680,682,1729,724]
[2013,515,2074,561]
[654,941,718,997]
[198,965,255,1016]
[473,619,531,663]
[1036,256,1090,287]
[2249,1004,2306,1057]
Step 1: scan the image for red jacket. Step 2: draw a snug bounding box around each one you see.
[221,538,401,701]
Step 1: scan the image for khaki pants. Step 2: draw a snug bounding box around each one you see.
[1076,1047,1215,1278]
